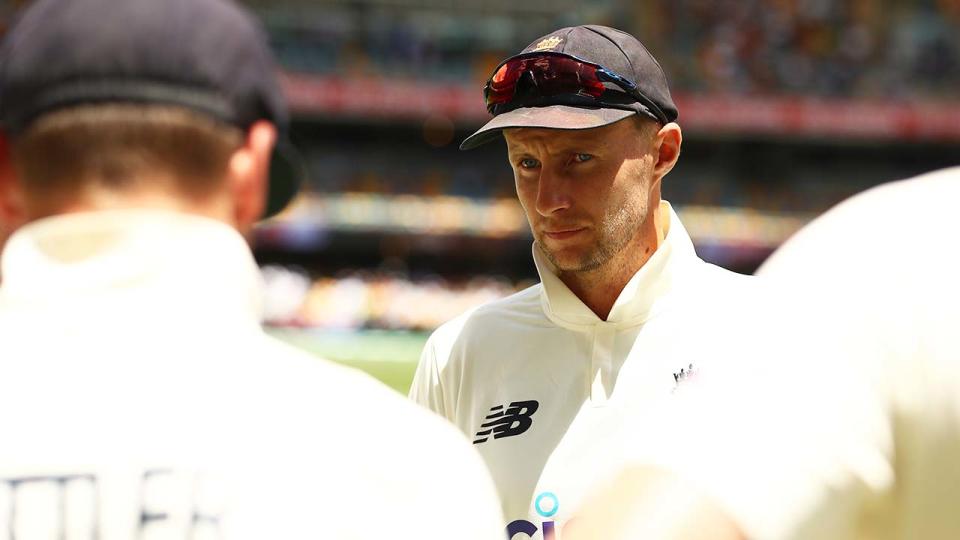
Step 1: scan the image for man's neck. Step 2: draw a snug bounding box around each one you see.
[560,249,656,321]
[26,187,234,226]
[560,206,666,321]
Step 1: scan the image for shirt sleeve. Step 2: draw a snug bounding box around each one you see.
[623,313,894,540]
[406,328,502,537]
[408,330,451,420]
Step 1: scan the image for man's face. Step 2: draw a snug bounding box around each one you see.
[505,117,659,274]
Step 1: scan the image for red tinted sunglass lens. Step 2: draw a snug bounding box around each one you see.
[487,60,524,105]
[542,56,605,98]
[485,55,607,109]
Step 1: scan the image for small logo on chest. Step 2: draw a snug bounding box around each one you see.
[673,363,696,388]
[473,400,539,444]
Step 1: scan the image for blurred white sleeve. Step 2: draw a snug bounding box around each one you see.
[624,304,894,540]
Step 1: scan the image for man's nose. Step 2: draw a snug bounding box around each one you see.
[535,168,572,217]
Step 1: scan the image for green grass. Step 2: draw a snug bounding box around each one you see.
[267,328,428,394]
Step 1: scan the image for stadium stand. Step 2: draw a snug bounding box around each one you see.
[2,0,958,354]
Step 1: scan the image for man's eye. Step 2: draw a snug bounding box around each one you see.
[574,153,593,163]
[519,158,540,169]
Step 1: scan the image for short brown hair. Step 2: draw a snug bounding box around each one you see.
[633,115,661,140]
[12,104,243,203]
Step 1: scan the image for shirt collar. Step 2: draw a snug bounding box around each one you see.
[534,201,699,328]
[0,210,264,322]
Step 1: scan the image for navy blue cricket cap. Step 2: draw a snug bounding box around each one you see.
[461,24,679,150]
[0,0,303,218]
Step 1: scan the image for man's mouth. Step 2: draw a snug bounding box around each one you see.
[543,228,586,241]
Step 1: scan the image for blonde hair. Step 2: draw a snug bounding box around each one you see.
[12,104,243,203]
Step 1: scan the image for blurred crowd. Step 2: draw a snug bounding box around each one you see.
[261,265,525,330]
[644,0,960,98]
[301,140,516,199]
[258,0,960,100]
[300,138,882,216]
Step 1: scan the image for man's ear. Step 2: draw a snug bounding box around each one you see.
[227,121,276,236]
[652,122,682,181]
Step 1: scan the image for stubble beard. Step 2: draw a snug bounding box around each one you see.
[537,198,646,275]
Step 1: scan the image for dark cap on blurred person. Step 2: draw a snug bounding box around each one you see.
[0,0,302,217]
[461,24,678,150]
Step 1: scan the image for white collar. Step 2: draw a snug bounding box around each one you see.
[0,209,263,322]
[534,201,700,329]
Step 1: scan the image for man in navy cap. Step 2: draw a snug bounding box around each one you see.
[410,24,764,536]
[0,0,503,537]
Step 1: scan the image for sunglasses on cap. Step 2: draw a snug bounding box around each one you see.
[483,52,670,125]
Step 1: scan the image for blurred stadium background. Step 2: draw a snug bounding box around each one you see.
[2,0,958,393]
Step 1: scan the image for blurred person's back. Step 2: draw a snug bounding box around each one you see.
[566,166,960,540]
[0,0,502,537]
[0,216,500,536]
[749,166,960,539]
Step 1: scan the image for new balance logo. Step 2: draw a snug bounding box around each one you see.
[473,400,539,444]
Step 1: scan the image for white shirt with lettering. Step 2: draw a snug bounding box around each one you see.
[0,210,504,539]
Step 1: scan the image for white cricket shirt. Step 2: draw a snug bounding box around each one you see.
[620,167,960,540]
[0,210,504,539]
[410,202,758,538]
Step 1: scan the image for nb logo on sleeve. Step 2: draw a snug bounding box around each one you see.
[473,400,539,444]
